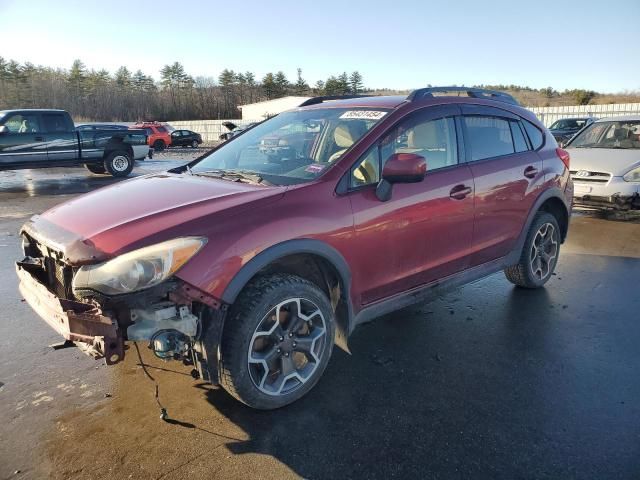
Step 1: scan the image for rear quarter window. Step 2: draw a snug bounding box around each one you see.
[522,120,544,150]
[511,122,529,153]
[157,126,168,133]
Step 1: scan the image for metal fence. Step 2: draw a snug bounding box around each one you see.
[528,103,640,126]
[168,119,255,144]
[170,103,640,140]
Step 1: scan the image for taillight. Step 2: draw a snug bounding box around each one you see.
[556,148,570,169]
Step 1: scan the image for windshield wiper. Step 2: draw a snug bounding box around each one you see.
[192,168,270,185]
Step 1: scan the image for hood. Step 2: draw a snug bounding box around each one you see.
[566,147,640,176]
[23,173,284,264]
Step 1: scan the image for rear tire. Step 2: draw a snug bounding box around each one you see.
[219,273,335,409]
[103,150,133,177]
[153,140,166,151]
[85,164,106,174]
[504,212,561,288]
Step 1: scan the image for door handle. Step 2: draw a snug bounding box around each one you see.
[34,136,44,141]
[524,166,538,179]
[449,184,472,200]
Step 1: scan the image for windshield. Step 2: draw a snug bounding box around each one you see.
[550,118,589,130]
[569,120,640,149]
[190,108,389,185]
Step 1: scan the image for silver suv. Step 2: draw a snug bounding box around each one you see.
[566,115,640,211]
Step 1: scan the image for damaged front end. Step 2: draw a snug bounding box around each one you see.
[16,219,227,383]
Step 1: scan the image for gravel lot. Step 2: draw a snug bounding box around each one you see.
[1,160,639,480]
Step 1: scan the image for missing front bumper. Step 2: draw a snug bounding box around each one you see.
[16,264,125,364]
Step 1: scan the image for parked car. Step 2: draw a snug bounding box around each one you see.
[77,123,152,160]
[170,129,202,148]
[219,121,257,141]
[16,88,572,409]
[566,115,640,210]
[131,121,172,151]
[0,109,147,176]
[548,117,595,145]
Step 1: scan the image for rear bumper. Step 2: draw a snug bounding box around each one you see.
[16,263,124,364]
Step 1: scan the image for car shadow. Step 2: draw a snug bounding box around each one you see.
[200,287,563,479]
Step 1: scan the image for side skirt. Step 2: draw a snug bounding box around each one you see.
[353,255,512,328]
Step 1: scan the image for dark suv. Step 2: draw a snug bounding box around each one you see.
[16,87,572,409]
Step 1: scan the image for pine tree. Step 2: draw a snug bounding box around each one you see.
[68,59,87,96]
[262,72,277,99]
[349,71,364,94]
[115,66,132,88]
[294,68,309,95]
[274,71,289,98]
[337,72,350,95]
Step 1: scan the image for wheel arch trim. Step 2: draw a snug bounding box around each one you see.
[221,239,354,343]
[508,187,570,264]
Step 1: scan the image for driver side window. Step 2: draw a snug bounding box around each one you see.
[349,115,458,188]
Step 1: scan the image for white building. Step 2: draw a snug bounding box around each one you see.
[238,96,311,121]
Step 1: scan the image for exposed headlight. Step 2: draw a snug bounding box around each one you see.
[623,166,640,183]
[72,237,206,295]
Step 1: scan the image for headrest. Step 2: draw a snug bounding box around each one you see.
[334,121,366,148]
[408,122,439,149]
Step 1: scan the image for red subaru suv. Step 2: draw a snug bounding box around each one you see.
[17,87,572,409]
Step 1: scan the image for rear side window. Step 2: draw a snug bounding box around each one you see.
[43,113,71,133]
[522,120,544,150]
[463,116,514,161]
[157,126,168,133]
[511,122,529,153]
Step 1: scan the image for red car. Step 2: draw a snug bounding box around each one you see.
[17,87,572,409]
[130,121,172,151]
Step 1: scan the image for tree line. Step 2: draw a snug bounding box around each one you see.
[0,57,366,121]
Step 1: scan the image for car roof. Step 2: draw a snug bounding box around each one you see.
[594,115,640,122]
[0,109,67,114]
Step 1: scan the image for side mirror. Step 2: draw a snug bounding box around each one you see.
[0,125,8,134]
[376,153,427,201]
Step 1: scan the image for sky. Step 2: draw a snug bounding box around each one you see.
[0,0,638,93]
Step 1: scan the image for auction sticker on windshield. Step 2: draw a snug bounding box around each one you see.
[339,111,388,120]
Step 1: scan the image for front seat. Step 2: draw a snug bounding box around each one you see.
[328,121,367,163]
[405,122,450,169]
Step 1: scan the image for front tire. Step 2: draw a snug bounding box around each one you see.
[191,139,199,148]
[219,274,335,409]
[103,150,134,177]
[504,212,561,288]
[153,140,166,151]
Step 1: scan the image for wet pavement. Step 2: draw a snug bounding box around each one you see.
[0,163,639,479]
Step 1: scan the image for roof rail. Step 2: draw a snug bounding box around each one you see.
[298,95,373,107]
[407,86,519,106]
